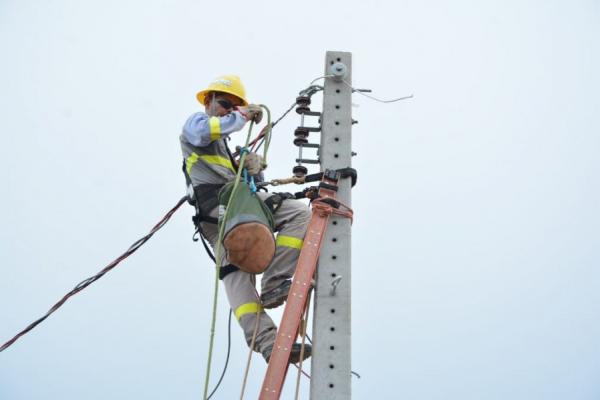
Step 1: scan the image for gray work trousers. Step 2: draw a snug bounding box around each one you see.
[200,192,311,355]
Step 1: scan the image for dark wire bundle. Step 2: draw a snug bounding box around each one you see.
[0,196,188,353]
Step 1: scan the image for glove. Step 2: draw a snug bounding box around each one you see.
[242,152,267,175]
[240,104,263,124]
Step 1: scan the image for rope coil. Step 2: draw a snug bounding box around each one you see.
[203,105,272,400]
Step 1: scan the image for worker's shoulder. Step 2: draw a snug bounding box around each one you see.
[185,110,208,121]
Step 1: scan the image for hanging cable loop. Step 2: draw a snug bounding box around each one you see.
[0,196,188,353]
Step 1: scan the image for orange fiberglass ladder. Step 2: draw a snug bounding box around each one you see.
[259,170,353,399]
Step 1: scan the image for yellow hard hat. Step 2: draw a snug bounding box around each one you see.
[196,75,249,106]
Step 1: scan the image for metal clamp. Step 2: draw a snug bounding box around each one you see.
[330,275,342,296]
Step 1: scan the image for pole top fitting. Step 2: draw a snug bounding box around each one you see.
[329,62,347,82]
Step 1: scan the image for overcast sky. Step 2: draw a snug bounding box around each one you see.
[1,1,599,399]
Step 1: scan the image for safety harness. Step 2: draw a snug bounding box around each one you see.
[181,140,297,280]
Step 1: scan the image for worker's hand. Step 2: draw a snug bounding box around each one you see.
[242,152,267,175]
[238,104,263,124]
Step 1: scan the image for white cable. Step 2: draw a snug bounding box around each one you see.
[342,79,413,103]
[311,74,412,103]
[309,74,335,85]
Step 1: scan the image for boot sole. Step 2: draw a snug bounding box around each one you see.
[261,295,287,309]
[261,281,292,309]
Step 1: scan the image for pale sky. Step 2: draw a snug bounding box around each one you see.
[1,1,599,399]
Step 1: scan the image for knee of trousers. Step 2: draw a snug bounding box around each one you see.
[294,202,312,221]
[280,202,311,232]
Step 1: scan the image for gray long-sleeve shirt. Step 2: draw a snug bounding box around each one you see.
[180,110,247,186]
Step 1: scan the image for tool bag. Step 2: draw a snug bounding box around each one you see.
[218,181,276,274]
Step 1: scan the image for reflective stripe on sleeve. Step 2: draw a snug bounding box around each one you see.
[234,302,262,321]
[209,117,221,141]
[275,235,304,250]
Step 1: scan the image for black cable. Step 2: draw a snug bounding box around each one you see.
[0,196,188,353]
[244,101,296,155]
[254,86,324,153]
[207,308,233,399]
[253,101,296,153]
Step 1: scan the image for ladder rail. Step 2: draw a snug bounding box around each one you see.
[259,179,339,399]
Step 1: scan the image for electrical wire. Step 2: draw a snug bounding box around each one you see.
[294,288,313,400]
[249,83,325,154]
[207,308,233,400]
[239,289,261,400]
[0,196,188,353]
[341,79,413,103]
[247,101,296,154]
[272,101,298,129]
[309,75,335,85]
[304,334,361,379]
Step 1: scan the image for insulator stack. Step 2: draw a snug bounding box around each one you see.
[292,90,322,178]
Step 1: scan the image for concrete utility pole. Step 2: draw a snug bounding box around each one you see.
[311,50,353,399]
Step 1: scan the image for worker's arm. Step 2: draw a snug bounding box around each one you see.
[182,111,247,147]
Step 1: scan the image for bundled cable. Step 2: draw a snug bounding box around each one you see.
[0,196,188,353]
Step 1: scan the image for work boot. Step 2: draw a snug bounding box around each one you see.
[260,279,292,309]
[262,343,312,364]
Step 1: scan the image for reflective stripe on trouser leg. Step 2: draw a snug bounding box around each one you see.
[201,206,277,354]
[235,302,262,320]
[224,271,276,353]
[257,193,311,294]
[275,235,304,250]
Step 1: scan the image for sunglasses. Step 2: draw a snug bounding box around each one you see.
[216,99,233,110]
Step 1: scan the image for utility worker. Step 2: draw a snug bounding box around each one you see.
[180,75,312,363]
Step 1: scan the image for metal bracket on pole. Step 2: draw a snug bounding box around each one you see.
[310,51,353,400]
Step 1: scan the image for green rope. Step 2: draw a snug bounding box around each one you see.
[202,105,272,400]
[258,104,272,164]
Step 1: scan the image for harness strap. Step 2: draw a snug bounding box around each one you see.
[304,167,358,187]
[219,264,240,280]
[193,184,224,219]
[263,192,295,215]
